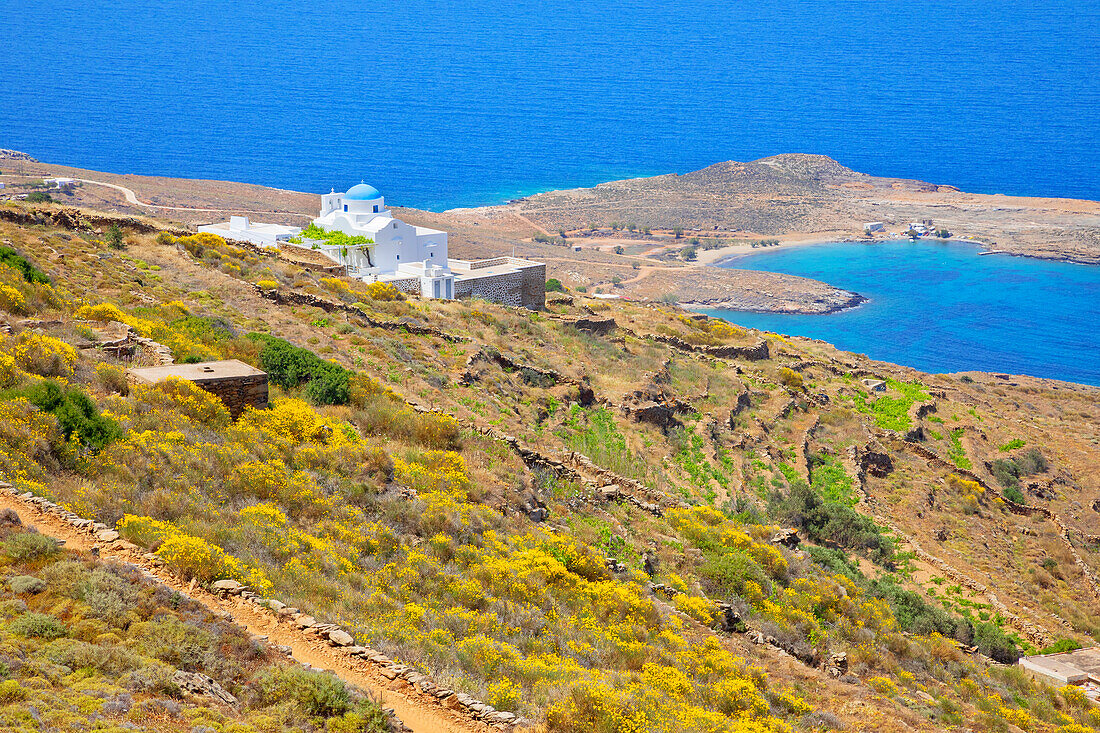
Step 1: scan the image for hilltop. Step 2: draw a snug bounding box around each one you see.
[0,192,1096,732]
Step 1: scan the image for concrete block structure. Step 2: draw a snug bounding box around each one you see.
[127,359,268,418]
[1019,648,1100,702]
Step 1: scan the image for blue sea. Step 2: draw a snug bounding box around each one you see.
[3,1,1100,210]
[709,241,1100,386]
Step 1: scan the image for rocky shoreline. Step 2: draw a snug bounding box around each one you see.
[681,289,867,315]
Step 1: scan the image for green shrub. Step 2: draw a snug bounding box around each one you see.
[1039,638,1082,655]
[9,612,67,640]
[991,458,1019,488]
[40,638,140,674]
[869,579,957,637]
[973,621,1020,663]
[128,616,219,672]
[1003,486,1026,505]
[1016,448,1047,475]
[304,368,351,405]
[326,705,392,733]
[545,278,565,292]
[5,532,59,560]
[77,568,143,621]
[0,246,49,284]
[998,438,1026,452]
[26,380,121,451]
[248,334,351,406]
[992,448,1047,489]
[257,665,351,717]
[25,191,52,204]
[105,225,125,250]
[699,550,770,600]
[8,575,46,594]
[770,482,892,562]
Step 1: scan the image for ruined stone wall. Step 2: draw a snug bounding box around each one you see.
[196,375,268,418]
[454,264,545,310]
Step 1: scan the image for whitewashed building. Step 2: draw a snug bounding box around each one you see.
[308,183,452,297]
[198,216,301,248]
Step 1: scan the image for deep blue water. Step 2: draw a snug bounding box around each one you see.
[3,1,1100,210]
[708,241,1100,386]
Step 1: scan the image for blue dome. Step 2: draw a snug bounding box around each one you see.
[344,183,382,200]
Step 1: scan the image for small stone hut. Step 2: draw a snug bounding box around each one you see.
[127,359,268,418]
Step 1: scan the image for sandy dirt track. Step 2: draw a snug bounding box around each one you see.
[0,489,498,733]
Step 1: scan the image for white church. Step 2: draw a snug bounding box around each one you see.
[310,183,454,299]
[199,183,545,308]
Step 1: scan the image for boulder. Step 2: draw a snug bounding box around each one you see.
[327,629,355,646]
[770,528,800,548]
[211,579,244,595]
[631,401,677,430]
[172,670,237,705]
[95,529,120,543]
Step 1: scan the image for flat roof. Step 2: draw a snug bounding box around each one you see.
[201,220,301,236]
[128,359,265,383]
[1020,647,1100,685]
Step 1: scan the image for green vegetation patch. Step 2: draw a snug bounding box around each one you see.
[947,428,972,470]
[248,334,353,405]
[848,378,929,431]
[0,245,49,284]
[991,448,1048,490]
[20,379,121,452]
[291,223,374,249]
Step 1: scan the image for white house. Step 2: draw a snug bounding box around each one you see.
[863,222,885,234]
[305,183,453,298]
[198,216,301,248]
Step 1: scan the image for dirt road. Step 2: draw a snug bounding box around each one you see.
[0,488,495,733]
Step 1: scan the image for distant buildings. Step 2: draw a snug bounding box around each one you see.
[201,183,546,308]
[864,222,885,234]
[198,216,301,248]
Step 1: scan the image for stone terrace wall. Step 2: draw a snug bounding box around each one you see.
[455,263,545,310]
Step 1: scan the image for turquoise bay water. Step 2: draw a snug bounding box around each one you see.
[708,241,1100,386]
[3,1,1100,210]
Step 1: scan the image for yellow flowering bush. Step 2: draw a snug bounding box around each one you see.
[673,594,716,625]
[4,332,78,377]
[133,377,230,427]
[321,277,350,294]
[0,284,26,314]
[0,351,20,388]
[118,513,271,593]
[866,676,899,696]
[76,302,130,324]
[356,281,402,301]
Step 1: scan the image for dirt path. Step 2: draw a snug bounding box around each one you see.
[511,212,550,237]
[76,178,312,219]
[0,489,492,733]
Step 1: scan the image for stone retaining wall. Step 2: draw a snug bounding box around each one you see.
[455,263,546,310]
